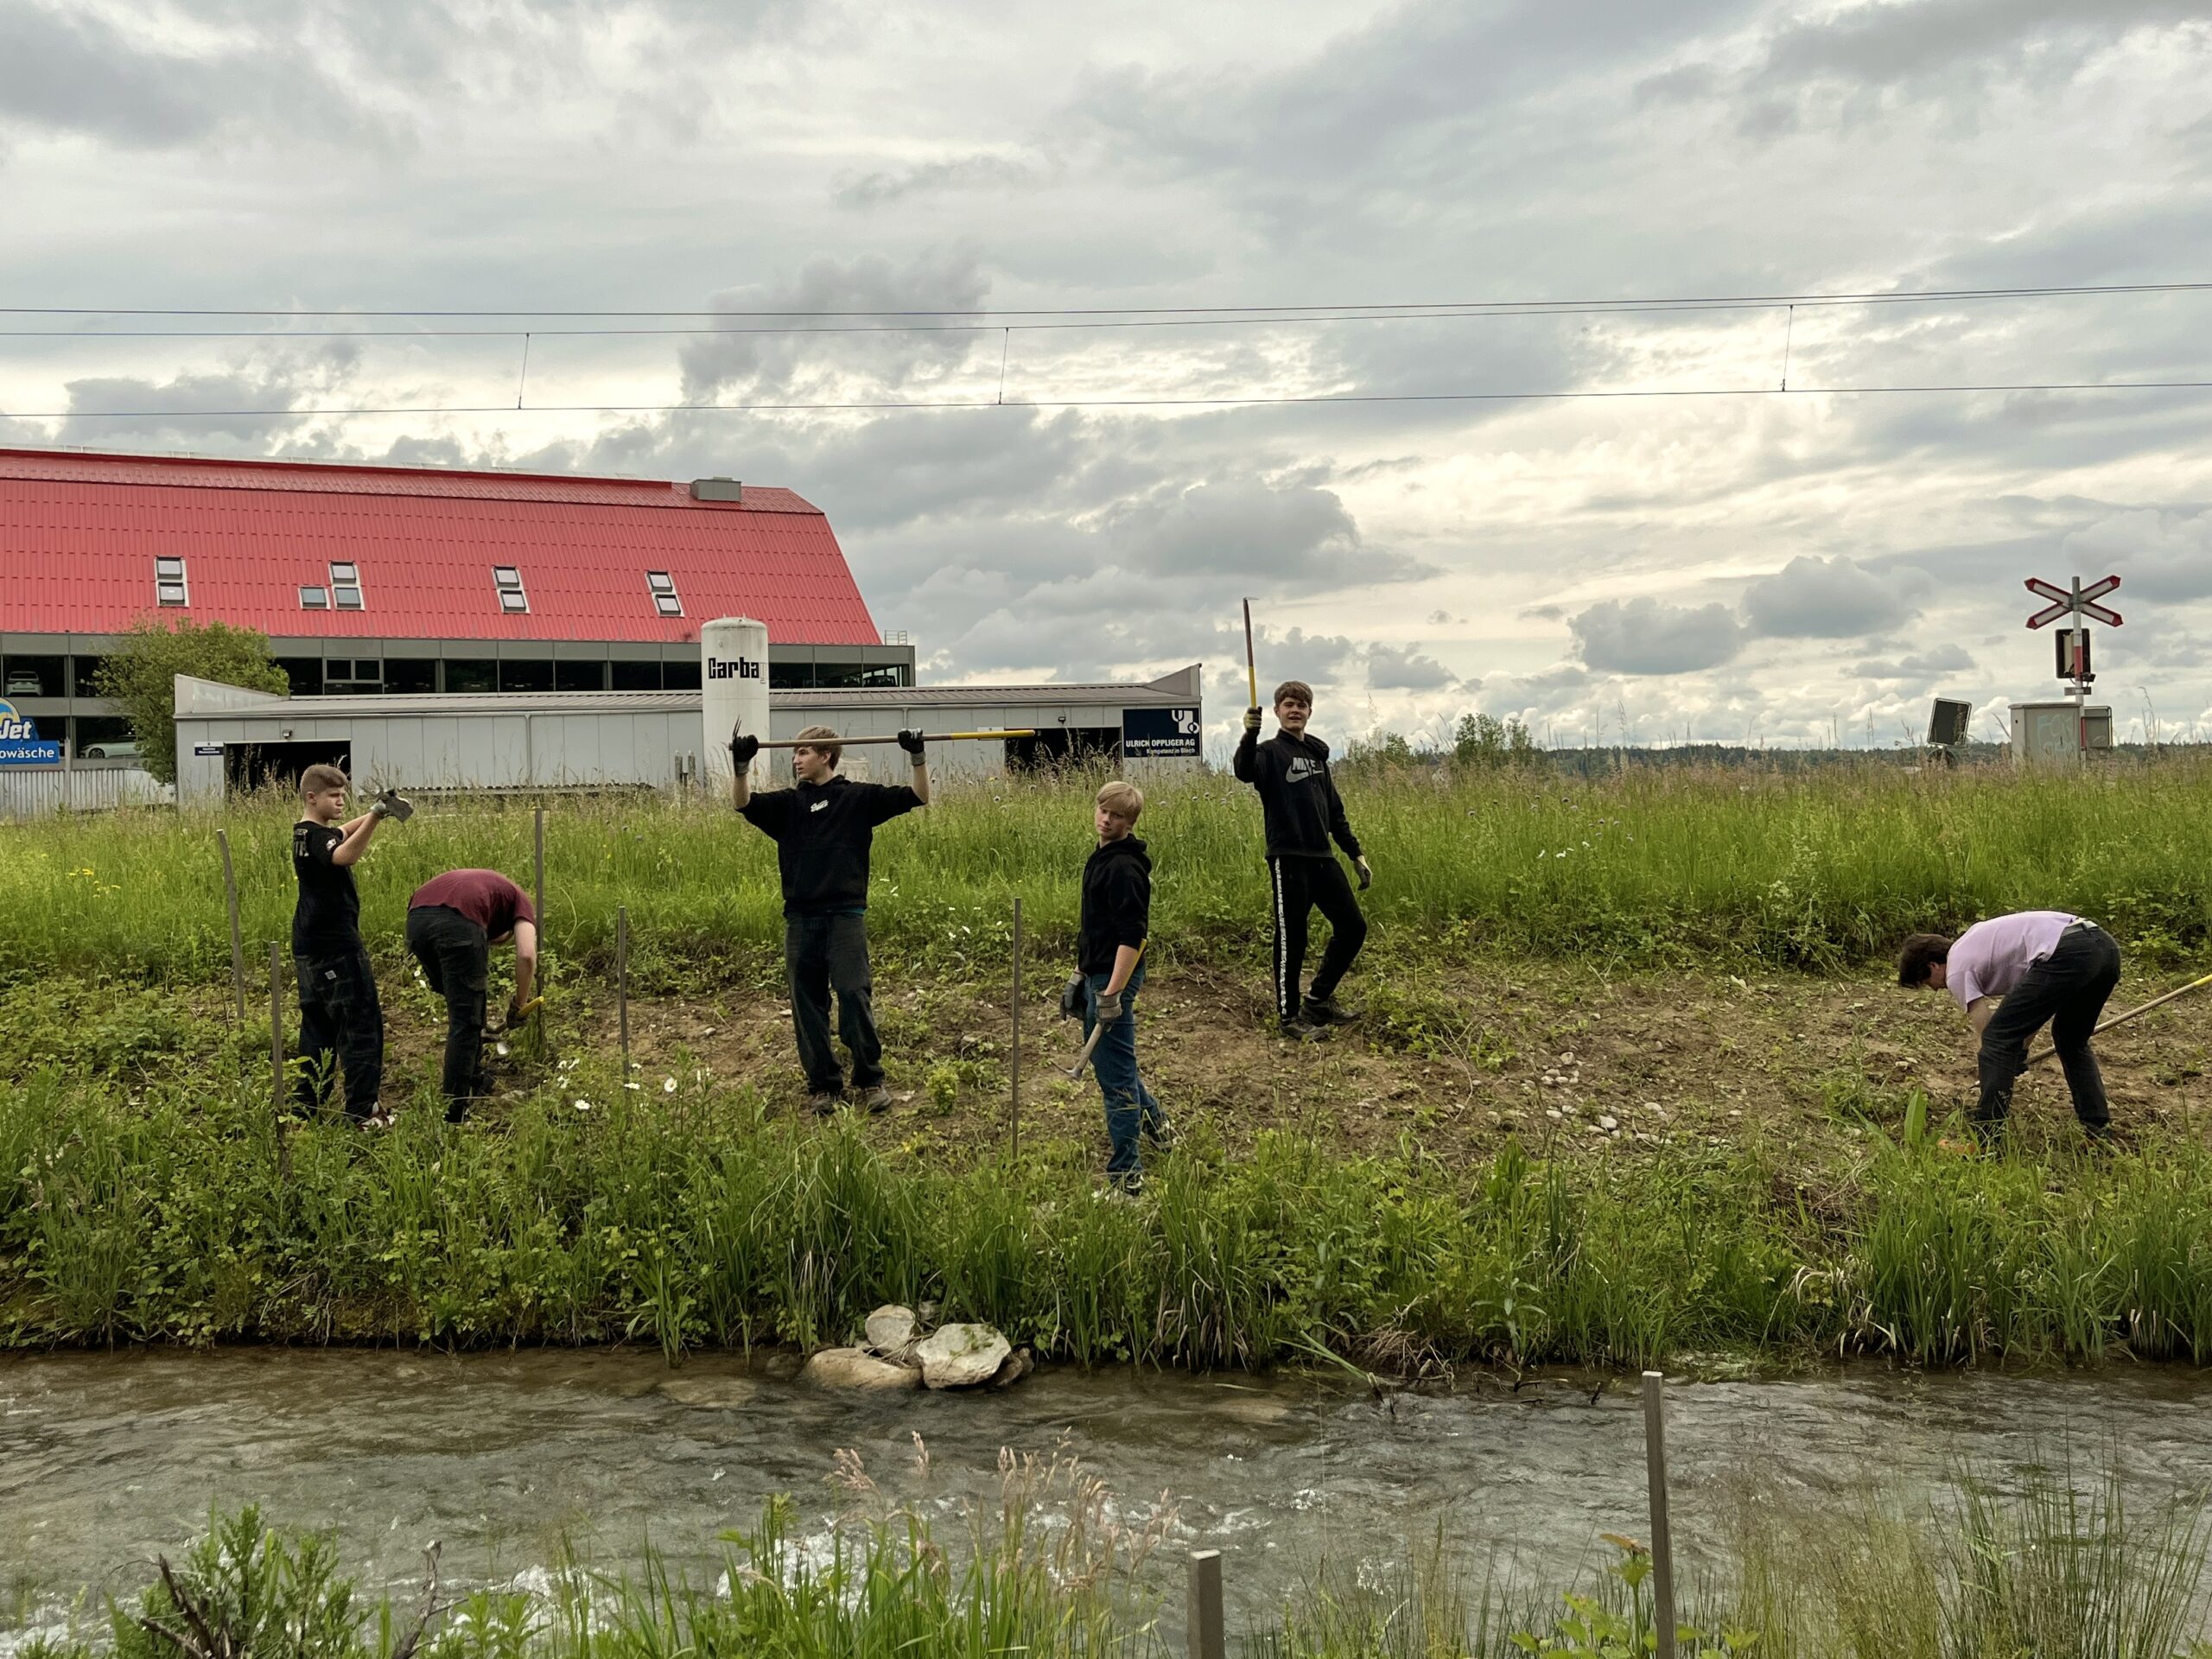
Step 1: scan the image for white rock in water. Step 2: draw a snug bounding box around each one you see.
[915,1323,1013,1389]
[801,1347,921,1391]
[865,1305,918,1356]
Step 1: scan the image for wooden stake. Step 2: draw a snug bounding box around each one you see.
[533,805,546,935]
[1643,1370,1678,1659]
[218,829,245,1022]
[617,904,631,1073]
[1010,896,1022,1160]
[268,943,287,1113]
[1187,1551,1225,1659]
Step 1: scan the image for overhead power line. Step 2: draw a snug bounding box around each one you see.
[2,278,2207,323]
[12,378,2212,422]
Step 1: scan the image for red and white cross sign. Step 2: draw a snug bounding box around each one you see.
[2025,575,2121,630]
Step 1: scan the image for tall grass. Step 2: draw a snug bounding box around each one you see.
[9,1058,2212,1367]
[6,758,2212,982]
[23,1462,2211,1659]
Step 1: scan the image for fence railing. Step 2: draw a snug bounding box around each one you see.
[0,765,171,818]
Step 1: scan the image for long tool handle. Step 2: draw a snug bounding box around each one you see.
[2027,969,2212,1065]
[1243,598,1258,708]
[746,728,1035,747]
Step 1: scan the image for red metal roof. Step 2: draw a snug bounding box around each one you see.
[0,447,882,645]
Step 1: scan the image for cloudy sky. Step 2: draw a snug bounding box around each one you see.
[4,0,2210,750]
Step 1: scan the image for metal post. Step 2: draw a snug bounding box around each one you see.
[617,904,631,1072]
[2072,577,2088,768]
[218,829,246,1021]
[1186,1551,1224,1659]
[268,943,287,1113]
[1643,1370,1678,1659]
[1009,896,1022,1160]
[533,805,546,933]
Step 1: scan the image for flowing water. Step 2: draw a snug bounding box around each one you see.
[8,1349,2212,1637]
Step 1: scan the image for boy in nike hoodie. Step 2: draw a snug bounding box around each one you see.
[1232,679,1370,1040]
[1071,779,1169,1191]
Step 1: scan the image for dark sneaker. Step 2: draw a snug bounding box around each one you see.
[1302,995,1357,1027]
[1099,1173,1144,1202]
[1142,1116,1177,1151]
[445,1102,472,1126]
[807,1090,845,1117]
[1279,1016,1332,1043]
[855,1085,893,1116]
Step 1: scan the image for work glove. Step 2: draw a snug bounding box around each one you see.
[728,726,760,769]
[897,728,926,759]
[1095,989,1125,1026]
[503,996,533,1032]
[1355,856,1372,892]
[1243,707,1262,734]
[370,789,414,822]
[1059,974,1087,1020]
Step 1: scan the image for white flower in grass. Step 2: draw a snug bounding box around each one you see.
[664,1077,678,1093]
[574,1098,591,1112]
[624,1081,642,1091]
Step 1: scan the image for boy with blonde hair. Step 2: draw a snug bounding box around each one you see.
[1065,779,1169,1192]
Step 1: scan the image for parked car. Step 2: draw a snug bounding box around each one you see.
[4,671,41,696]
[82,740,138,760]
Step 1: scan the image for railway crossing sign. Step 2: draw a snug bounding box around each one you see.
[2025,575,2121,631]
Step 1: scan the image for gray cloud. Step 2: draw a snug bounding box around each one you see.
[1759,0,2201,92]
[1365,643,1456,690]
[0,2,391,149]
[1742,556,1902,639]
[677,252,993,403]
[835,152,1053,208]
[1849,644,1976,680]
[2061,506,2212,601]
[1570,597,1744,675]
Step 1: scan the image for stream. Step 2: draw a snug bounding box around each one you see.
[8,1350,2212,1636]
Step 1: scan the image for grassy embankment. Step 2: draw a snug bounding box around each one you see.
[4,761,2212,1366]
[24,1460,2212,1659]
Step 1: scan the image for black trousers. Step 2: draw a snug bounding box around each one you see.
[294,941,384,1119]
[1976,922,2122,1132]
[785,912,883,1094]
[405,905,491,1104]
[1268,855,1368,1022]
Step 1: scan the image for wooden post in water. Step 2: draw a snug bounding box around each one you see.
[1643,1370,1678,1659]
[1186,1551,1225,1659]
[616,905,631,1072]
[218,829,246,1021]
[1009,896,1022,1160]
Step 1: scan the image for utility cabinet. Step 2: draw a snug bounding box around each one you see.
[2009,699,2112,766]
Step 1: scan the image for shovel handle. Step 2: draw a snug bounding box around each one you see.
[2025,969,2212,1066]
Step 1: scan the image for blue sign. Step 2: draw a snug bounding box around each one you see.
[1122,706,1202,758]
[0,699,61,766]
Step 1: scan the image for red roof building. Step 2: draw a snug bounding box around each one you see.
[0,447,910,753]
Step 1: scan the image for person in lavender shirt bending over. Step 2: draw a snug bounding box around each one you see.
[1896,911,2121,1143]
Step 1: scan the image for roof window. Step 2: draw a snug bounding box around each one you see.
[329,562,365,611]
[493,566,529,613]
[647,571,682,617]
[155,556,188,607]
[300,586,330,609]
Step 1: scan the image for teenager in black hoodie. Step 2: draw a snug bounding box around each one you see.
[1071,779,1169,1192]
[1232,679,1370,1040]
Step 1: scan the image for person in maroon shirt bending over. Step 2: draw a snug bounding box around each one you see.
[406,868,539,1120]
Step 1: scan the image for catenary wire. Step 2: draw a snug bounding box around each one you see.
[11,379,2212,421]
[1,279,2208,321]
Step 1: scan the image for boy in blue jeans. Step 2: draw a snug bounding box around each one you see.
[1067,779,1171,1192]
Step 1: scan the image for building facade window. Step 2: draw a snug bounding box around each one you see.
[325,658,383,695]
[300,586,330,608]
[274,658,324,696]
[611,660,663,690]
[445,659,498,694]
[493,566,528,613]
[385,659,437,695]
[329,563,365,610]
[554,661,608,692]
[2,655,65,698]
[499,658,555,693]
[647,571,683,616]
[156,556,188,607]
